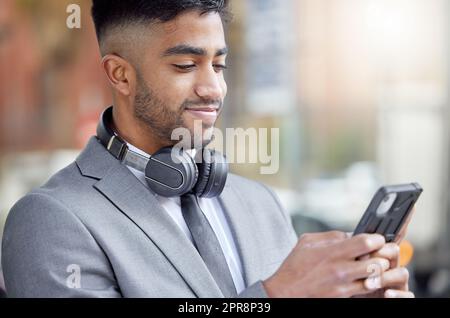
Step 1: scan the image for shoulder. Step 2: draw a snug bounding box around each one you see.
[3,162,92,237]
[223,173,298,250]
[1,161,102,267]
[225,173,294,227]
[226,173,271,193]
[1,165,117,298]
[226,173,283,206]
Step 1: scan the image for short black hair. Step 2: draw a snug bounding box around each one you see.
[91,0,230,42]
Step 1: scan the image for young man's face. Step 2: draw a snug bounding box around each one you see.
[132,10,228,148]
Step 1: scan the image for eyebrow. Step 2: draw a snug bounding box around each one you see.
[162,44,228,57]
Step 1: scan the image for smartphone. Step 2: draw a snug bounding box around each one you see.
[353,183,423,242]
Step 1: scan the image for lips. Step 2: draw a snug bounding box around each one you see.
[185,107,219,125]
[185,106,219,112]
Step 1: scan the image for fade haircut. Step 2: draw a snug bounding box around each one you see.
[91,0,230,45]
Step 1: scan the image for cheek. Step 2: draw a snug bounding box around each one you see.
[159,76,194,109]
[147,83,185,112]
[221,77,228,97]
[144,66,192,109]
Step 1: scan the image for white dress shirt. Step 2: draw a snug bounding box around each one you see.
[124,142,246,294]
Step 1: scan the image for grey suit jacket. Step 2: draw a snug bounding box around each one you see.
[2,137,298,298]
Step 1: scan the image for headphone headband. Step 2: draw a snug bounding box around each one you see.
[96,107,127,160]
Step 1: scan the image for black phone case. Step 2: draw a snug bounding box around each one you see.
[353,183,423,242]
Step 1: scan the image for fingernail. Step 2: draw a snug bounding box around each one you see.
[381,259,390,271]
[367,235,385,247]
[373,234,386,244]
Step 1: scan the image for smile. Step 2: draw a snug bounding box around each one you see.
[185,108,218,125]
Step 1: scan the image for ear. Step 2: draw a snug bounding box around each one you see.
[101,54,136,97]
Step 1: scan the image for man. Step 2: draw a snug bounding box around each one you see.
[1,0,413,298]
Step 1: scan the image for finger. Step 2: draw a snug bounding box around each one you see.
[384,289,415,298]
[330,234,386,260]
[332,281,371,298]
[371,243,400,268]
[357,254,370,261]
[379,267,410,291]
[298,231,347,248]
[361,261,392,291]
[342,258,390,284]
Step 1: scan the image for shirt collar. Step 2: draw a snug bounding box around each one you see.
[125,141,198,160]
[126,141,151,159]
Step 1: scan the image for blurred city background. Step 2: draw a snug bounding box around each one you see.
[1,0,450,297]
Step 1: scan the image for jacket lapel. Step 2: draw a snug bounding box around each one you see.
[218,182,266,286]
[76,137,222,298]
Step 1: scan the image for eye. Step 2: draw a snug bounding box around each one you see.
[173,64,196,71]
[213,64,228,72]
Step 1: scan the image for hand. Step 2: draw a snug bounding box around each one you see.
[360,206,417,298]
[359,243,414,298]
[263,232,391,298]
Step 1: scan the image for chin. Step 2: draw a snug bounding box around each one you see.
[171,123,215,150]
[193,126,216,149]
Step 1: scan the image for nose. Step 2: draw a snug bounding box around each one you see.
[194,67,225,101]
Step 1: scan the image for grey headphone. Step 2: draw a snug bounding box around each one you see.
[96,106,228,198]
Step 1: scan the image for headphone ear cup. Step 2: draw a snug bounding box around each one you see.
[194,149,228,198]
[145,148,198,197]
[194,150,213,197]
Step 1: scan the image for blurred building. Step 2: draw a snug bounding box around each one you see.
[0,0,111,153]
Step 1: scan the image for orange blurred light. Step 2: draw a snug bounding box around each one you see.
[399,240,414,267]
